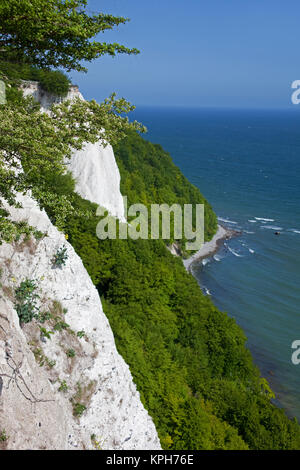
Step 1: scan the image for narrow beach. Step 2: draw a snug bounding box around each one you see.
[183,224,236,271]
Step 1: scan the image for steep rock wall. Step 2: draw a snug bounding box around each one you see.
[21,82,125,221]
[0,194,160,450]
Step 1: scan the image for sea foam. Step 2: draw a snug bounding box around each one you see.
[228,246,243,257]
[261,225,283,231]
[218,217,238,225]
[255,217,275,222]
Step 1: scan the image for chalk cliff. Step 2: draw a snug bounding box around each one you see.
[0,194,160,449]
[21,82,125,221]
[0,84,160,449]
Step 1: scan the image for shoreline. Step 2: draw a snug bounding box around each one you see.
[183,224,239,271]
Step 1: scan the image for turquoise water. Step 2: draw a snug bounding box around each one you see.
[132,106,300,420]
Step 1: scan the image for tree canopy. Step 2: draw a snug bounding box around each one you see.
[0,88,145,242]
[62,135,300,450]
[0,0,139,71]
[0,0,144,243]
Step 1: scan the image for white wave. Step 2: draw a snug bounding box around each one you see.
[202,258,210,266]
[261,225,283,231]
[248,220,257,223]
[255,217,275,222]
[249,248,255,254]
[203,287,211,296]
[213,254,221,261]
[228,246,243,257]
[244,230,255,234]
[218,217,238,225]
[288,229,300,234]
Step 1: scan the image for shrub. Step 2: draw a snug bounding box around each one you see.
[39,326,54,340]
[46,358,56,368]
[32,347,56,368]
[0,60,71,97]
[73,403,86,417]
[77,330,85,339]
[66,348,75,358]
[58,380,68,393]
[54,320,70,331]
[52,245,68,267]
[33,230,45,240]
[34,70,70,97]
[36,311,52,323]
[0,430,8,442]
[14,279,39,324]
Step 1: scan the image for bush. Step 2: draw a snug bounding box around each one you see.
[58,380,68,393]
[0,430,8,442]
[34,69,70,97]
[0,60,71,96]
[14,279,39,324]
[52,245,68,267]
[73,403,86,417]
[66,348,75,358]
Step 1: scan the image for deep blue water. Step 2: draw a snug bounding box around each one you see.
[132,106,300,420]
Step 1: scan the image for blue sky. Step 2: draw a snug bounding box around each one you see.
[70,1,300,109]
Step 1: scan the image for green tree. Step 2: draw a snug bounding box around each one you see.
[0,1,144,242]
[0,0,139,71]
[0,90,145,242]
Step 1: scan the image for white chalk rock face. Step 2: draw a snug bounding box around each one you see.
[67,140,125,221]
[0,298,70,450]
[21,82,125,221]
[0,194,161,450]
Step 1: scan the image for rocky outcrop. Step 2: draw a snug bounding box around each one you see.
[0,194,161,450]
[21,82,125,221]
[0,298,70,450]
[66,140,125,222]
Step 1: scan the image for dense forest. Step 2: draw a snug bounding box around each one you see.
[114,130,218,246]
[63,133,300,450]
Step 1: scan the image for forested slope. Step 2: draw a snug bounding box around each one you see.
[61,132,300,450]
[114,130,218,243]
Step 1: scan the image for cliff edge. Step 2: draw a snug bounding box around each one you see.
[21,82,125,221]
[0,195,160,449]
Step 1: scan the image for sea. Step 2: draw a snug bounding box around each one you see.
[131,106,300,420]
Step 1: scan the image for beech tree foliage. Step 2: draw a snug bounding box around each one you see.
[0,0,144,242]
[0,0,139,71]
[64,135,300,450]
[0,89,145,241]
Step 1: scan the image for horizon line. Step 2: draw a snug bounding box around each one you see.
[131,103,300,112]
